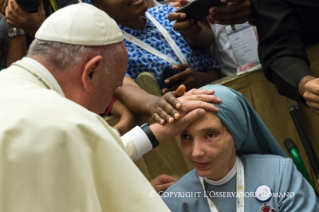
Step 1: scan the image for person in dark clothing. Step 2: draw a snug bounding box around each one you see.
[250,0,319,114]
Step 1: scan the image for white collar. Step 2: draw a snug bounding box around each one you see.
[204,159,237,186]
[22,57,65,97]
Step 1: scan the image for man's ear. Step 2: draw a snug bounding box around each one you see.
[82,55,103,92]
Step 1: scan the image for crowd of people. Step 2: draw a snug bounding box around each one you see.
[0,0,318,211]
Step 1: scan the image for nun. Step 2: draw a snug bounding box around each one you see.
[162,84,318,212]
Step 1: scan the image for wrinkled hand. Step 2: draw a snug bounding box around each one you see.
[6,0,45,37]
[303,78,319,115]
[150,174,178,193]
[152,85,186,125]
[0,0,8,15]
[208,0,251,25]
[150,88,221,141]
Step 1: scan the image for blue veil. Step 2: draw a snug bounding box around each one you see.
[201,84,287,157]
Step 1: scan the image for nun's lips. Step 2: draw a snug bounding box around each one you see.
[128,0,142,6]
[194,161,210,169]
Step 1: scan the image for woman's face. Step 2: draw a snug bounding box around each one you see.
[181,112,237,181]
[94,0,149,23]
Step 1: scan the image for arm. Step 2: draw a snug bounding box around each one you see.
[5,0,45,66]
[114,77,185,124]
[111,99,148,135]
[251,0,314,104]
[6,33,26,67]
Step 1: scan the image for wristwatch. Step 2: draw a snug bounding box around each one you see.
[8,26,25,38]
[140,123,159,148]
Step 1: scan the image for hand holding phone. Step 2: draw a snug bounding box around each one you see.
[176,0,226,22]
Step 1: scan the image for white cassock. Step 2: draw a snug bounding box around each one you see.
[0,58,170,212]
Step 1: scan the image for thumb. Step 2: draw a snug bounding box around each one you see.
[174,84,186,97]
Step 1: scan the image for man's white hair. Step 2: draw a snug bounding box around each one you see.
[27,39,123,73]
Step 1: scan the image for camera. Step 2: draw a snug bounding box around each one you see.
[16,0,41,13]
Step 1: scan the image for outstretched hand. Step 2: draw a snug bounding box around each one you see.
[152,85,186,124]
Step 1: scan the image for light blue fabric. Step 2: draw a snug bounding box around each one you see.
[163,155,319,212]
[201,84,287,157]
[119,5,219,87]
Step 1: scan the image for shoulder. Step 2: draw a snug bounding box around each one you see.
[147,4,176,20]
[165,169,200,193]
[240,154,291,166]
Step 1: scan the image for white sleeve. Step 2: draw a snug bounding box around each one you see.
[121,126,153,161]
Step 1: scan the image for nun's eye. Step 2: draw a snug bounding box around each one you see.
[207,133,216,139]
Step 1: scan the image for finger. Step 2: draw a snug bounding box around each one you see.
[304,91,319,102]
[162,88,168,94]
[181,98,221,112]
[152,113,166,125]
[180,108,206,125]
[8,0,18,11]
[165,71,189,85]
[305,81,319,95]
[172,64,189,70]
[182,94,222,103]
[306,102,319,111]
[159,98,180,120]
[185,88,215,96]
[156,106,175,123]
[172,19,195,31]
[173,85,186,98]
[168,12,186,21]
[164,91,182,109]
[155,174,178,183]
[38,0,44,10]
[155,182,175,193]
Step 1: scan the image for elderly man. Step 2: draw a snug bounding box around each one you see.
[163,84,319,211]
[0,3,220,211]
